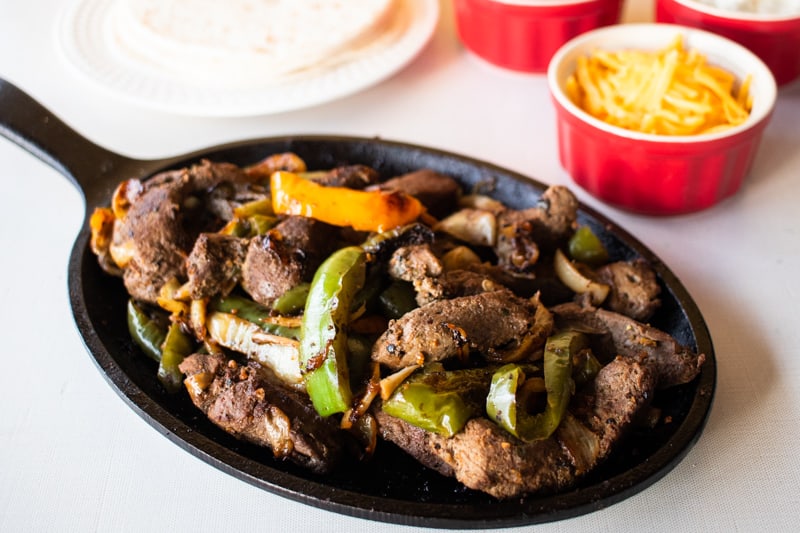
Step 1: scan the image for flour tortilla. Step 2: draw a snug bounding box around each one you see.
[108,0,406,88]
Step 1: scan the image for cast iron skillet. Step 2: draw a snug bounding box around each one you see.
[0,78,716,529]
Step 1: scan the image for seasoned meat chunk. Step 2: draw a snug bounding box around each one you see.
[387,244,444,304]
[375,356,657,499]
[388,244,443,282]
[241,216,337,307]
[406,268,507,307]
[186,233,247,299]
[431,269,503,304]
[111,172,188,303]
[495,186,578,272]
[314,164,381,189]
[565,354,658,473]
[372,289,553,369]
[374,411,574,499]
[111,160,254,303]
[596,259,661,321]
[386,242,547,305]
[179,353,348,474]
[242,233,303,307]
[372,169,462,217]
[552,302,705,388]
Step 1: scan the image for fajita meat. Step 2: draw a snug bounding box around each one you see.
[370,169,462,218]
[179,352,348,474]
[375,355,658,499]
[551,301,705,388]
[109,160,258,303]
[371,289,554,369]
[241,216,338,307]
[596,259,662,321]
[494,185,579,272]
[186,232,248,300]
[89,154,709,501]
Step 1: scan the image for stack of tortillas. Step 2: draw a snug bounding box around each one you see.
[108,0,408,88]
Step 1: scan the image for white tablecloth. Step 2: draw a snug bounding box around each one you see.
[2,1,799,531]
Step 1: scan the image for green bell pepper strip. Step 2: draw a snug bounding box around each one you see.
[247,215,277,236]
[157,321,194,393]
[271,282,310,315]
[233,197,274,218]
[384,383,471,437]
[210,294,300,340]
[127,300,167,363]
[568,226,609,266]
[300,246,367,417]
[486,331,585,441]
[221,215,277,238]
[382,365,498,437]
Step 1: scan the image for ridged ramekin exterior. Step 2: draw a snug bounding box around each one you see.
[454,0,623,72]
[656,0,800,86]
[552,100,772,214]
[547,24,777,215]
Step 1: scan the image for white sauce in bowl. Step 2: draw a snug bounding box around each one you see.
[688,0,800,15]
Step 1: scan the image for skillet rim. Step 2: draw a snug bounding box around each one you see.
[66,134,716,529]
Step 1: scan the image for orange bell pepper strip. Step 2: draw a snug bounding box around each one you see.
[270,171,425,233]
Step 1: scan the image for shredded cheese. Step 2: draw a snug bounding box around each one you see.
[566,35,753,136]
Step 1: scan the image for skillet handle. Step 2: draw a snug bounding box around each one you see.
[0,78,141,208]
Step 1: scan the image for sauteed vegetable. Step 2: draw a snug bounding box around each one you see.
[89,153,705,499]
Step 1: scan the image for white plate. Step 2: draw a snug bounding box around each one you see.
[55,0,439,117]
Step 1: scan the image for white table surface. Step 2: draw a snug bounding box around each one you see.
[2,1,799,531]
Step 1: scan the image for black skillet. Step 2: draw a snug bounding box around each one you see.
[0,78,716,529]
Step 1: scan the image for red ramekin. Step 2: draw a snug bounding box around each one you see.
[656,0,800,87]
[547,24,777,216]
[453,0,623,72]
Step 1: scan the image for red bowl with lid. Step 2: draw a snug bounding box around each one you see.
[453,0,623,72]
[547,24,777,215]
[656,0,800,86]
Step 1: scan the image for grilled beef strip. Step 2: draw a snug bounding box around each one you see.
[241,216,338,307]
[314,164,381,189]
[596,259,662,321]
[386,244,533,304]
[551,302,705,388]
[179,353,349,474]
[110,160,258,304]
[374,355,658,499]
[494,185,579,273]
[388,243,443,282]
[371,289,554,370]
[370,169,462,218]
[186,233,248,300]
[387,244,449,305]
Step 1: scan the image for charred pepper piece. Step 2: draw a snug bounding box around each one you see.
[158,321,194,393]
[568,226,609,266]
[381,365,497,437]
[486,331,585,441]
[126,299,167,363]
[300,246,367,416]
[271,171,425,232]
[271,282,310,316]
